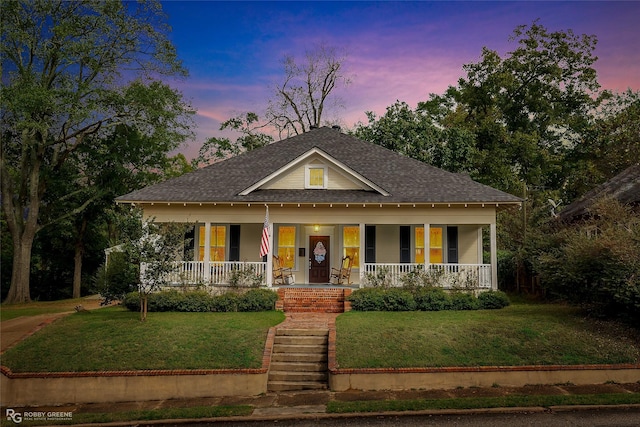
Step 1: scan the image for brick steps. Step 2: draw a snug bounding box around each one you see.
[276,288,352,313]
[267,328,329,392]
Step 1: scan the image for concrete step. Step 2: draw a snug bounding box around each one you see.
[268,370,327,382]
[270,361,327,372]
[273,344,327,354]
[267,381,328,391]
[276,328,328,336]
[271,352,327,363]
[274,335,327,345]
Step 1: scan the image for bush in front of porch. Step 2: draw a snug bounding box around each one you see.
[123,289,278,313]
[347,287,510,311]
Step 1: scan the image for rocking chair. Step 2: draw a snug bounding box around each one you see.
[331,255,353,285]
[273,255,293,285]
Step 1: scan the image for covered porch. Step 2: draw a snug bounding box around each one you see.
[152,203,499,291]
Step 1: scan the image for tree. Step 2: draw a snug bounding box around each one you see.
[354,101,476,174]
[122,213,188,321]
[266,44,351,138]
[1,0,194,303]
[421,21,600,194]
[192,112,273,167]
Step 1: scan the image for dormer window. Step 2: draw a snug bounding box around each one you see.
[305,165,327,189]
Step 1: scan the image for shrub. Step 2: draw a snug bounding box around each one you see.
[449,292,479,310]
[211,293,240,312]
[347,288,386,311]
[363,267,392,288]
[413,286,451,311]
[383,288,416,311]
[123,289,278,313]
[93,251,139,304]
[477,290,511,309]
[238,289,278,312]
[399,268,445,290]
[228,266,264,288]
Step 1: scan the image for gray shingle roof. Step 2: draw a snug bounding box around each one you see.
[117,127,521,205]
[559,164,640,221]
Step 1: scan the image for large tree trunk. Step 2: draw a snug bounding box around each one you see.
[73,218,88,299]
[5,232,35,303]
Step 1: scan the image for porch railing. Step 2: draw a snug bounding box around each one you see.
[158,261,267,286]
[362,263,492,289]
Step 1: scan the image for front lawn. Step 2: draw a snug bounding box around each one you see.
[0,296,101,321]
[1,307,284,372]
[336,302,640,368]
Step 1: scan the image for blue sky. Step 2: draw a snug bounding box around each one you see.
[159,1,640,158]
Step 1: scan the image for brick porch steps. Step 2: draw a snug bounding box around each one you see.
[276,288,352,313]
[267,328,329,391]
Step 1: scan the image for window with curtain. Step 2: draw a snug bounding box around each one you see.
[198,225,226,261]
[278,226,296,269]
[430,227,443,263]
[343,226,360,268]
[415,226,425,264]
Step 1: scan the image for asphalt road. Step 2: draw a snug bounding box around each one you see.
[163,407,640,427]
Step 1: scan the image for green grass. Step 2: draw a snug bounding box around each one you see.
[0,297,98,321]
[327,393,640,413]
[0,405,252,427]
[336,302,640,368]
[1,307,285,372]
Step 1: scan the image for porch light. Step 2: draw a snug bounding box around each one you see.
[313,224,320,232]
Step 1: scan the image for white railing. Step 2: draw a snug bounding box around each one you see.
[362,263,492,289]
[157,261,267,286]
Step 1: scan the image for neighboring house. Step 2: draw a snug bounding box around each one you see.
[559,164,640,222]
[116,126,521,289]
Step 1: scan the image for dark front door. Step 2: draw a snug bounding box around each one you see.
[309,236,330,283]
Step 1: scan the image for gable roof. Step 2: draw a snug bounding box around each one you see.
[117,127,521,205]
[559,164,640,221]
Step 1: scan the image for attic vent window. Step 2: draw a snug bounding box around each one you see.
[305,165,327,189]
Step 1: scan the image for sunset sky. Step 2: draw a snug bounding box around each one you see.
[160,1,640,158]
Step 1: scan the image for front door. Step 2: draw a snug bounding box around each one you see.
[309,236,330,283]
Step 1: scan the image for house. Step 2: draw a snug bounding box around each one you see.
[559,164,640,222]
[116,126,521,289]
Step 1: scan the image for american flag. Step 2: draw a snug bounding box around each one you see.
[259,206,270,258]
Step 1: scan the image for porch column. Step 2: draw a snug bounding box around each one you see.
[490,223,498,290]
[423,223,430,270]
[266,223,274,287]
[203,222,211,282]
[477,227,484,265]
[359,223,365,287]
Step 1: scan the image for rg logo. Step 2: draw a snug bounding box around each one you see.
[6,409,22,424]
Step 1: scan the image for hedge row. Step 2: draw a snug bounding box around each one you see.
[123,289,278,312]
[347,287,510,311]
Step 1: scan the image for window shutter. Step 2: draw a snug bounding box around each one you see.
[447,226,458,264]
[229,224,241,261]
[400,226,411,263]
[365,225,376,263]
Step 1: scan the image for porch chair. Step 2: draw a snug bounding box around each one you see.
[273,255,293,285]
[331,255,353,285]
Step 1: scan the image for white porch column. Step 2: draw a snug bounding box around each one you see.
[359,223,365,286]
[490,223,498,290]
[266,223,274,287]
[477,227,484,265]
[203,222,211,282]
[424,223,430,270]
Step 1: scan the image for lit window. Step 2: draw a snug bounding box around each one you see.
[415,227,425,264]
[306,165,327,189]
[198,225,226,261]
[278,226,296,269]
[343,226,360,268]
[430,227,443,263]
